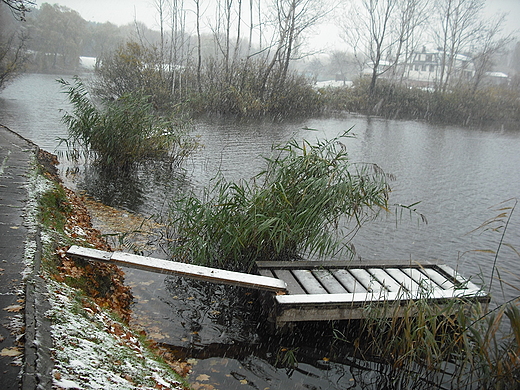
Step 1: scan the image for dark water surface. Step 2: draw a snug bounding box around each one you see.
[1,73,519,389]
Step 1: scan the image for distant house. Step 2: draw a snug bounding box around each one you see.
[482,71,510,87]
[362,60,395,77]
[406,49,440,87]
[404,47,475,88]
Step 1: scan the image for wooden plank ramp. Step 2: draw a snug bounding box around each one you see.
[256,260,490,327]
[66,245,287,293]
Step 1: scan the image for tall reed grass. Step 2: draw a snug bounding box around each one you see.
[59,77,198,167]
[168,131,390,271]
[334,199,520,389]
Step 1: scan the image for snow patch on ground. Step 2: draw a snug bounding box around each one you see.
[46,279,184,390]
[23,158,185,390]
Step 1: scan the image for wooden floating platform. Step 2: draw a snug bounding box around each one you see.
[67,246,489,328]
[256,260,490,327]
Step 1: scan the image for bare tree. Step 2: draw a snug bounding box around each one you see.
[470,13,513,92]
[260,0,329,97]
[154,0,167,75]
[391,0,430,83]
[1,0,34,21]
[340,0,430,93]
[433,0,485,92]
[194,0,203,92]
[0,1,30,90]
[0,5,28,89]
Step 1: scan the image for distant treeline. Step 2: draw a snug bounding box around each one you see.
[319,78,520,128]
[2,1,519,125]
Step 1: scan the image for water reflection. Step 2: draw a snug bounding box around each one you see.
[75,160,190,214]
[79,164,146,210]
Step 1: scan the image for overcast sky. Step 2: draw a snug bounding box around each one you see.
[48,0,519,51]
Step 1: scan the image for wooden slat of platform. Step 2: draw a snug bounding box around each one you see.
[256,259,434,269]
[292,270,328,294]
[331,269,368,293]
[402,267,439,292]
[421,267,456,289]
[312,270,349,294]
[67,246,287,293]
[437,264,483,292]
[272,269,306,295]
[275,286,486,305]
[349,268,387,292]
[385,268,421,291]
[257,269,275,278]
[368,268,405,292]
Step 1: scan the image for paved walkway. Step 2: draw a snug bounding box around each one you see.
[0,125,53,390]
[0,125,34,389]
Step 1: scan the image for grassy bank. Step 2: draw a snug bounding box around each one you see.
[28,149,191,389]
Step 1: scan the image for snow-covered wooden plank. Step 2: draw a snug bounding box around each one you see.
[66,245,112,262]
[401,268,439,293]
[67,246,287,293]
[368,268,404,292]
[421,267,456,290]
[312,270,349,294]
[275,287,486,305]
[292,270,328,294]
[436,264,484,293]
[385,268,420,291]
[349,268,386,292]
[331,269,367,293]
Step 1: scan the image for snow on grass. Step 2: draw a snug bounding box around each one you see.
[23,158,187,390]
[46,279,185,390]
[23,156,53,276]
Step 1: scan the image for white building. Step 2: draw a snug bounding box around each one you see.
[405,48,475,88]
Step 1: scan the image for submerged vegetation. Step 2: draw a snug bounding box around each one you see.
[327,199,520,389]
[333,296,520,389]
[169,132,390,271]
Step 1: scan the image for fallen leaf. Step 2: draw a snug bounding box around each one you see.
[148,332,166,340]
[196,374,210,381]
[240,379,248,384]
[1,347,22,357]
[3,305,23,312]
[10,226,19,230]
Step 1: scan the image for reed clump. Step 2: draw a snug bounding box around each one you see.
[59,77,198,167]
[334,296,519,389]
[168,131,390,271]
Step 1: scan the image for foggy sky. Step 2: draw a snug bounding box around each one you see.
[49,0,519,51]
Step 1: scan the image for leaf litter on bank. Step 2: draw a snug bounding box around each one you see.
[28,149,190,389]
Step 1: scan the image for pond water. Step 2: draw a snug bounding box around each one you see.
[1,73,519,389]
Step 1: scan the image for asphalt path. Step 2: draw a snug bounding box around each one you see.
[0,125,54,390]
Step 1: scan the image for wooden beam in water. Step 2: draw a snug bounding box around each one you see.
[66,245,288,293]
